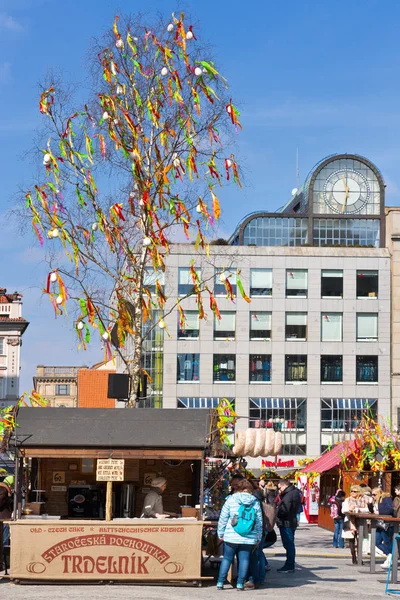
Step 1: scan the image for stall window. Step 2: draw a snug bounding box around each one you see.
[177,354,200,382]
[249,355,271,382]
[286,269,308,298]
[321,313,342,342]
[356,356,378,383]
[55,384,70,395]
[214,312,236,340]
[178,267,200,297]
[249,312,272,340]
[285,313,307,341]
[357,270,378,298]
[144,268,165,295]
[215,268,237,296]
[213,354,236,382]
[321,270,343,298]
[249,397,306,455]
[177,311,199,339]
[81,458,94,473]
[285,355,307,383]
[321,356,343,383]
[250,269,272,297]
[356,314,378,341]
[321,398,377,452]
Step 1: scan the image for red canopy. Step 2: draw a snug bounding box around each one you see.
[302,440,357,473]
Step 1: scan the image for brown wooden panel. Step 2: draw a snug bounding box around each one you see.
[22,448,203,460]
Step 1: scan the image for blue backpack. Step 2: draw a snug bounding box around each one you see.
[233,503,256,536]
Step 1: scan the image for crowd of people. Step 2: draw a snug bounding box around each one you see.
[329,483,400,567]
[216,476,302,591]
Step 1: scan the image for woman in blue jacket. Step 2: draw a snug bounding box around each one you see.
[370,488,394,568]
[217,479,263,591]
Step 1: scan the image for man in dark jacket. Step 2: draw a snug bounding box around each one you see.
[276,480,300,573]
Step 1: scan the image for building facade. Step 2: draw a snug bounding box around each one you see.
[118,153,394,469]
[0,288,29,409]
[33,365,86,408]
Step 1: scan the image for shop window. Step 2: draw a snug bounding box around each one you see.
[249,397,306,455]
[321,270,343,298]
[249,355,271,383]
[356,313,378,341]
[55,384,70,395]
[321,398,377,451]
[144,268,165,295]
[177,354,200,383]
[215,268,237,296]
[321,356,343,383]
[177,311,200,339]
[286,269,308,298]
[249,312,272,340]
[214,312,236,340]
[357,270,378,298]
[285,313,307,341]
[285,355,307,383]
[356,356,378,383]
[321,313,342,342]
[250,269,272,297]
[178,267,200,297]
[213,354,236,382]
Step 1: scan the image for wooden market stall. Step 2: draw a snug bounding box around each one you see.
[7,407,210,583]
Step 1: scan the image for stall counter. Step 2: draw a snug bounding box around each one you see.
[9,518,204,582]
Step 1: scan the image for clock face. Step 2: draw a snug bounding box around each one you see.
[323,169,370,214]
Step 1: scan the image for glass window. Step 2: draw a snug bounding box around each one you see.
[285,355,307,383]
[0,378,4,399]
[249,355,271,383]
[55,384,70,395]
[356,314,378,341]
[357,270,378,298]
[177,354,200,383]
[321,398,377,451]
[177,311,199,339]
[213,354,236,382]
[249,312,272,340]
[215,268,237,296]
[321,270,343,298]
[178,397,234,409]
[143,268,165,295]
[321,313,342,342]
[0,338,4,354]
[356,356,378,383]
[321,356,343,383]
[313,218,380,248]
[214,312,236,340]
[178,267,200,297]
[243,217,308,247]
[250,269,272,296]
[286,270,308,298]
[139,309,164,409]
[249,398,306,455]
[286,313,307,341]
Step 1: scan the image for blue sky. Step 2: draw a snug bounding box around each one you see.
[1,0,400,392]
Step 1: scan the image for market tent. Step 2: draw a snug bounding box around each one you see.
[302,440,358,474]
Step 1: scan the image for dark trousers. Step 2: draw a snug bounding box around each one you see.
[279,526,296,569]
[218,542,258,587]
[376,526,393,556]
[333,518,344,548]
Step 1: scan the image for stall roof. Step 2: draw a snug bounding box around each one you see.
[14,408,210,450]
[302,440,357,474]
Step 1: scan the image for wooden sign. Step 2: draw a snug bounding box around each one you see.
[52,471,65,484]
[144,472,156,486]
[96,459,125,482]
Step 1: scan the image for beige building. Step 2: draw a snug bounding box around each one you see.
[385,207,400,426]
[33,365,87,408]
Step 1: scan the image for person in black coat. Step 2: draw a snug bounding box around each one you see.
[276,480,300,573]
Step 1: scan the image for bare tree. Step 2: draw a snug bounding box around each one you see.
[24,12,247,406]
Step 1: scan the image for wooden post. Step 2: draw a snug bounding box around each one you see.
[106,481,113,521]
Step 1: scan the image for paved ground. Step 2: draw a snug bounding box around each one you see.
[0,525,395,599]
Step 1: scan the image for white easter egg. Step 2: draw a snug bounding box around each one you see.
[102,332,109,340]
[173,158,180,167]
[194,67,202,77]
[186,31,193,40]
[167,23,174,32]
[91,223,98,231]
[77,322,84,330]
[196,204,202,213]
[143,237,152,246]
[116,39,124,49]
[56,295,63,305]
[226,159,232,168]
[219,273,226,282]
[51,229,59,238]
[159,321,166,329]
[161,67,168,76]
[102,111,109,121]
[227,105,232,113]
[116,85,124,95]
[50,272,57,283]
[43,153,51,166]
[202,67,207,74]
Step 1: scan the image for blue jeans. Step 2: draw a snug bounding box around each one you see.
[279,527,296,569]
[376,527,393,556]
[248,535,267,584]
[218,542,258,587]
[333,518,344,548]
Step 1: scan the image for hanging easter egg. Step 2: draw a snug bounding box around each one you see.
[173,158,180,167]
[143,237,152,247]
[186,31,194,40]
[77,322,84,331]
[51,229,59,238]
[196,204,202,213]
[50,272,57,283]
[56,295,63,305]
[219,273,226,282]
[91,223,98,232]
[159,320,166,329]
[194,67,203,77]
[116,85,124,95]
[167,23,174,32]
[227,105,232,114]
[161,66,168,77]
[43,153,52,166]
[113,118,119,125]
[111,62,117,75]
[115,38,124,49]
[102,111,110,121]
[139,198,145,206]
[47,230,53,239]
[226,158,232,168]
[102,332,109,340]
[202,67,208,74]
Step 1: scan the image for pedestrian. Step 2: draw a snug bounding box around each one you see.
[245,480,268,589]
[342,484,369,564]
[393,485,400,518]
[370,487,394,568]
[329,489,345,548]
[216,479,263,591]
[140,477,178,518]
[276,479,300,573]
